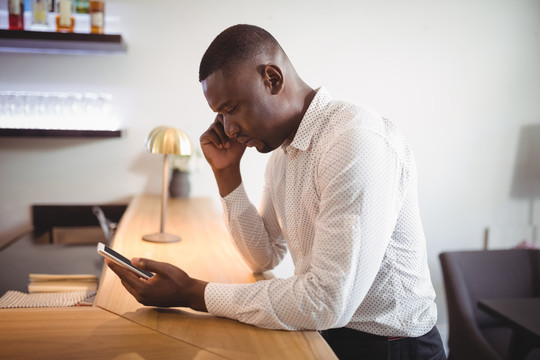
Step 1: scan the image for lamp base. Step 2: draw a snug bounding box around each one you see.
[142,233,181,243]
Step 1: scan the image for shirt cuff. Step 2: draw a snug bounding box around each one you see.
[220,183,251,221]
[205,282,250,319]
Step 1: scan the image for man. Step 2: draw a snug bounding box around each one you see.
[107,24,446,359]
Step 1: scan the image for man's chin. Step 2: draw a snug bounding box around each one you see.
[248,140,274,153]
[257,142,276,153]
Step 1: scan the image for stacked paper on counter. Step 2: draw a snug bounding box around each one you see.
[28,274,98,293]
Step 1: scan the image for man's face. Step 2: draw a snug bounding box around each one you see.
[202,67,287,153]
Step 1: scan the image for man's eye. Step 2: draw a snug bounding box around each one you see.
[227,105,237,115]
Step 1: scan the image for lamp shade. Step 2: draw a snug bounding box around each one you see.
[145,126,192,156]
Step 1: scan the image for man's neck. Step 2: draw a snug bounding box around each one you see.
[284,85,317,145]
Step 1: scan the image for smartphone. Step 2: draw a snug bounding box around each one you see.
[97,242,154,280]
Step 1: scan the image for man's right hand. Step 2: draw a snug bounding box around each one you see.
[200,115,246,196]
[200,114,246,171]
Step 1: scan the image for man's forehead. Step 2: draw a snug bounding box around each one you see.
[201,70,230,112]
[202,69,225,92]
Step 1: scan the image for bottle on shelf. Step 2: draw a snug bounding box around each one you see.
[8,0,25,30]
[31,0,49,29]
[56,0,75,33]
[89,0,105,34]
[75,0,89,14]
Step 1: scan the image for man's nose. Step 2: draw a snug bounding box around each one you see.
[223,119,240,139]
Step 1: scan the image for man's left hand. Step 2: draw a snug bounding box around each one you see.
[105,258,208,312]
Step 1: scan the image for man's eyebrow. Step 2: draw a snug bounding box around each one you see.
[215,101,231,113]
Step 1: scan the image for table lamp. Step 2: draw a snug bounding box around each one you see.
[142,126,192,243]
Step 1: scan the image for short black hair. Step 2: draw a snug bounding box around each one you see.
[199,24,282,82]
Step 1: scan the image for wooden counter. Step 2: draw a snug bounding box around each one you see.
[0,307,222,359]
[95,195,337,359]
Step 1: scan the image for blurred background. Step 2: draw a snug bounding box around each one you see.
[1,0,539,341]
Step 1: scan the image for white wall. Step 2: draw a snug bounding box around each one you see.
[1,0,540,333]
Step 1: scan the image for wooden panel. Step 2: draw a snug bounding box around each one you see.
[0,307,223,359]
[95,195,337,360]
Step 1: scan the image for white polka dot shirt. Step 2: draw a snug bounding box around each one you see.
[205,87,437,336]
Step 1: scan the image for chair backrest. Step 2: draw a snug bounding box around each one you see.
[440,249,540,360]
[440,249,540,328]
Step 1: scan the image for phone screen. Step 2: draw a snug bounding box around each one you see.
[97,243,154,279]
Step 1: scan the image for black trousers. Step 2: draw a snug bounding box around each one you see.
[321,326,447,360]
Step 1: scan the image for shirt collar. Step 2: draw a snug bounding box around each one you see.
[283,87,331,153]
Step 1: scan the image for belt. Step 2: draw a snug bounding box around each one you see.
[320,327,408,342]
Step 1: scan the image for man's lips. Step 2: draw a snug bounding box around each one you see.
[246,139,258,148]
[237,136,258,148]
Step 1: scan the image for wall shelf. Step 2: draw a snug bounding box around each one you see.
[0,29,127,54]
[0,128,122,138]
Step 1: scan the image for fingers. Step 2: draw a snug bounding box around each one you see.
[106,257,202,308]
[106,259,138,281]
[132,258,168,274]
[105,259,146,286]
[105,258,152,301]
[119,277,144,302]
[200,115,230,149]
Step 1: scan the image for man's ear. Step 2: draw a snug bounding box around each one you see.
[263,64,284,95]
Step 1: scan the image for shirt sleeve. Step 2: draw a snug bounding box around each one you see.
[206,129,402,330]
[220,180,287,273]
